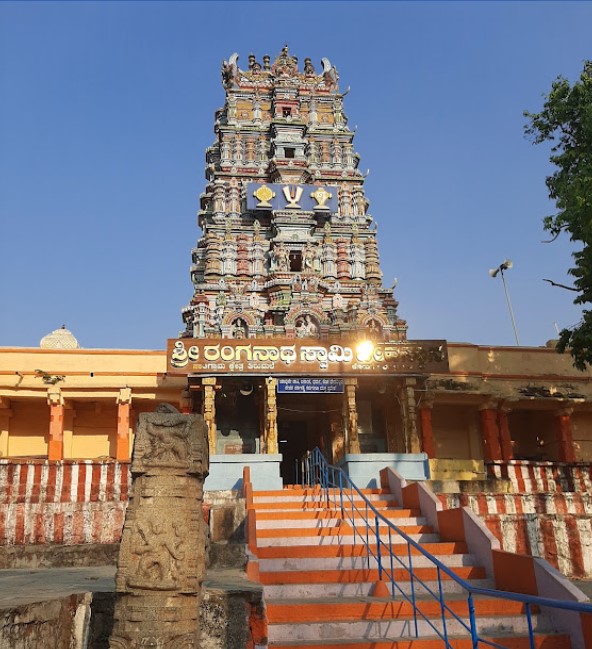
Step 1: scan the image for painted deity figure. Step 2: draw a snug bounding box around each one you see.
[232,318,247,339]
[303,241,316,271]
[272,242,290,272]
[295,315,319,338]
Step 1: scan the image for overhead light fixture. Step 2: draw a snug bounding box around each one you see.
[489,259,520,345]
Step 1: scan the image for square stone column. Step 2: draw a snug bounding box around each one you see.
[479,401,502,461]
[0,398,12,458]
[399,378,420,454]
[116,388,133,462]
[419,395,436,458]
[47,389,64,461]
[555,407,576,462]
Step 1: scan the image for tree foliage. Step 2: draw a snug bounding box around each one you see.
[524,61,592,370]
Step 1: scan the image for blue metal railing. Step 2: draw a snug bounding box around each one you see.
[301,448,592,649]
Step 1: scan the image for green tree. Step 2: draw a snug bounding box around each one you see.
[524,61,592,370]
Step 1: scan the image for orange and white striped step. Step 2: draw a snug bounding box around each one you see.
[268,636,571,649]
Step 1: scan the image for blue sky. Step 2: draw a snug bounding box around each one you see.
[1,1,591,350]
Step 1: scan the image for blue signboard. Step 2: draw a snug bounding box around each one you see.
[277,378,344,394]
[246,182,339,214]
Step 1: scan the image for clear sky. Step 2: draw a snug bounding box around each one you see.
[1,1,591,350]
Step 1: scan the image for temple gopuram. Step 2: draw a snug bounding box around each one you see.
[0,50,591,572]
[169,47,448,488]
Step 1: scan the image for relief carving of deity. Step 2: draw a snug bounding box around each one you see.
[295,315,319,338]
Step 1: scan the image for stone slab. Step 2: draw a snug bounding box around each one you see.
[207,453,283,491]
[338,452,430,488]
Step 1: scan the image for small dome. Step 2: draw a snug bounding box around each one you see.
[40,325,80,350]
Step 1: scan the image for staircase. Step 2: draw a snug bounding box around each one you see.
[247,485,572,649]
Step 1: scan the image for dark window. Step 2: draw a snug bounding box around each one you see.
[289,251,302,271]
[285,147,295,159]
[283,107,292,117]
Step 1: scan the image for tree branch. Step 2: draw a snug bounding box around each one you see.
[543,278,578,292]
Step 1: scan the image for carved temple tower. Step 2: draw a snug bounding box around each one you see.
[172,48,448,488]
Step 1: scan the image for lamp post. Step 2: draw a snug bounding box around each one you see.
[489,259,520,346]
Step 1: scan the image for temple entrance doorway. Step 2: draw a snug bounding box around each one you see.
[276,392,340,484]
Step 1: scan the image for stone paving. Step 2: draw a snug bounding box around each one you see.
[0,566,116,607]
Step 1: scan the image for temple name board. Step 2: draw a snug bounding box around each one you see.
[277,378,344,394]
[167,338,448,376]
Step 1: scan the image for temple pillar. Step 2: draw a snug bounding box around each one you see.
[497,402,514,461]
[47,388,65,461]
[479,401,502,461]
[555,407,576,462]
[264,377,278,454]
[329,410,345,463]
[180,388,193,415]
[400,378,420,453]
[419,395,436,458]
[0,398,12,458]
[116,388,132,462]
[343,378,360,454]
[202,377,217,456]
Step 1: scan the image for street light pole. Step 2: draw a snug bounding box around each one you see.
[489,259,520,346]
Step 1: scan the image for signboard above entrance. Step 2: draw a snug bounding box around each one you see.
[277,378,344,394]
[167,338,448,376]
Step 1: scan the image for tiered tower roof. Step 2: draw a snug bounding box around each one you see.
[181,47,406,342]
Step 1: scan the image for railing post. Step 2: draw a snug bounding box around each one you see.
[437,566,449,648]
[408,544,419,637]
[525,602,535,649]
[375,516,382,580]
[338,471,344,514]
[467,593,479,649]
[388,527,396,599]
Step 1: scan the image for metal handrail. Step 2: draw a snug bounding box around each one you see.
[301,448,592,648]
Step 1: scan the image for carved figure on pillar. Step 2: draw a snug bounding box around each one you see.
[109,404,209,649]
[264,377,278,454]
[202,378,217,456]
[343,379,360,454]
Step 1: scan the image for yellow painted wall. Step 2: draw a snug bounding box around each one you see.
[9,401,49,457]
[431,405,483,460]
[571,412,592,461]
[69,401,117,459]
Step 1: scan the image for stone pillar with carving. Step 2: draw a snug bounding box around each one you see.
[419,395,436,458]
[264,377,278,454]
[555,407,576,462]
[47,388,64,461]
[0,397,12,458]
[108,404,209,649]
[202,378,217,456]
[497,401,514,461]
[400,378,421,453]
[116,388,132,462]
[343,378,360,454]
[479,400,502,461]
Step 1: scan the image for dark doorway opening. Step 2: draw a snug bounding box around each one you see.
[276,392,339,485]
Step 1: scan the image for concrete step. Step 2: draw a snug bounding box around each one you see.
[268,635,571,648]
[267,613,552,643]
[259,566,487,585]
[263,577,494,599]
[256,515,427,530]
[252,498,398,510]
[254,507,422,521]
[255,540,469,561]
[256,532,440,548]
[257,552,479,573]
